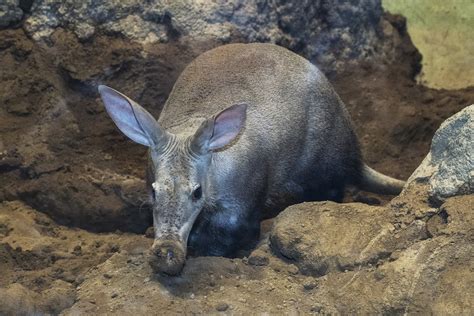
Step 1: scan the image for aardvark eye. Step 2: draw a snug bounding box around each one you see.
[192,185,202,200]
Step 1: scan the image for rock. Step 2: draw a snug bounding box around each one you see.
[108,244,120,253]
[247,251,269,266]
[270,201,428,276]
[22,0,400,72]
[329,233,474,314]
[72,245,82,256]
[145,226,154,239]
[406,105,474,204]
[39,280,76,314]
[437,195,474,235]
[310,304,323,313]
[216,302,229,311]
[0,274,69,316]
[0,283,38,315]
[0,0,23,29]
[303,281,318,291]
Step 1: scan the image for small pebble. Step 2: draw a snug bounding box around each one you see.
[72,245,82,256]
[216,303,229,312]
[103,273,112,279]
[374,270,385,281]
[248,254,269,266]
[111,293,118,298]
[303,282,318,291]
[145,227,154,238]
[109,244,120,253]
[74,275,85,285]
[310,305,323,313]
[287,264,299,275]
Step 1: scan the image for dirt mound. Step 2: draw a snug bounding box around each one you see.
[2,186,470,314]
[0,201,149,315]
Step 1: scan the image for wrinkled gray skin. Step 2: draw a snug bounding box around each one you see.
[99,43,405,275]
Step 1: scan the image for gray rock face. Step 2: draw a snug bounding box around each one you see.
[407,105,474,203]
[0,0,23,28]
[23,0,393,70]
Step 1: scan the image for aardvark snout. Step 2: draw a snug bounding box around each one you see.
[149,239,186,276]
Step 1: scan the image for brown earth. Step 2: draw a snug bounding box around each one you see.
[1,13,473,315]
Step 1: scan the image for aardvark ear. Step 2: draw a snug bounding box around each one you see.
[98,85,169,147]
[192,103,247,153]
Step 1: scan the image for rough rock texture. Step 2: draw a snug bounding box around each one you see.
[406,105,474,204]
[0,0,24,28]
[270,201,428,276]
[22,0,402,73]
[268,190,473,314]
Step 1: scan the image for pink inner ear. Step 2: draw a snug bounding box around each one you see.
[98,85,163,147]
[208,103,247,150]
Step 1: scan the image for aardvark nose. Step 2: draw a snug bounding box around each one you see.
[149,239,186,276]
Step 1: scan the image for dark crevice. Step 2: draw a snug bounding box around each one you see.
[19,0,35,13]
[438,209,448,223]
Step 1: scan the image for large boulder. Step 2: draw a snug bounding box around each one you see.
[406,104,474,204]
[269,201,429,276]
[22,0,400,72]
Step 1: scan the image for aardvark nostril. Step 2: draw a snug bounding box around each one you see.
[153,246,175,261]
[166,249,174,260]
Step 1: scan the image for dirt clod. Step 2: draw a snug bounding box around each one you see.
[216,302,229,311]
